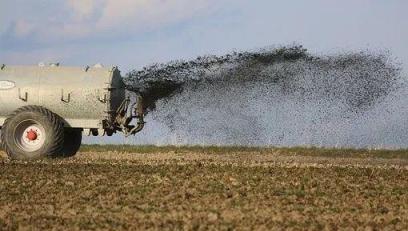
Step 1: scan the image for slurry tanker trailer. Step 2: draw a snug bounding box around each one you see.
[0,63,145,160]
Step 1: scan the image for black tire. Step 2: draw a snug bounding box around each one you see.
[1,106,64,160]
[61,128,82,157]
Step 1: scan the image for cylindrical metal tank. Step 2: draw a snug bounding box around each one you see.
[0,64,125,129]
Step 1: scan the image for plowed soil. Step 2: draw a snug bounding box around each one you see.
[0,147,407,230]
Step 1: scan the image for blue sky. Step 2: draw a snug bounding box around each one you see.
[1,0,408,72]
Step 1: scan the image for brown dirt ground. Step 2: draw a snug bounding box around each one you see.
[0,149,407,230]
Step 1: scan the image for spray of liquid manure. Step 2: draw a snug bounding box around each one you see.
[123,45,406,148]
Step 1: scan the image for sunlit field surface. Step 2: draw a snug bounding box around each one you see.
[1,145,407,230]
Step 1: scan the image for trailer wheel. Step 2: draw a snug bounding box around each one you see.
[1,106,64,160]
[61,128,82,157]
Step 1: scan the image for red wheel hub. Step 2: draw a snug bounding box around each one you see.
[26,129,38,141]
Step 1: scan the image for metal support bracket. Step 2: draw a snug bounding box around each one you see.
[18,88,28,102]
[61,89,71,103]
[98,93,107,103]
[114,96,145,137]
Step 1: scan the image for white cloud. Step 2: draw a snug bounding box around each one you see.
[67,0,97,21]
[5,0,221,42]
[96,0,213,30]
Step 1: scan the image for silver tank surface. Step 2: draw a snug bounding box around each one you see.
[0,64,125,129]
[0,64,144,160]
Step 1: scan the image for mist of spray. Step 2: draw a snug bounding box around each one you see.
[122,45,406,148]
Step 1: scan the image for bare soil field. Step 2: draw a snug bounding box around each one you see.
[0,146,407,230]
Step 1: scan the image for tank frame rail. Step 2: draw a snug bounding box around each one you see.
[114,96,145,137]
